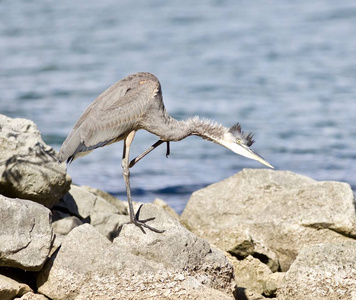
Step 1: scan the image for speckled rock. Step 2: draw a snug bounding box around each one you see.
[37,205,235,300]
[277,241,356,299]
[14,292,49,300]
[181,169,356,271]
[226,254,272,295]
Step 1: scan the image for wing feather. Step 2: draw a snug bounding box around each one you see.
[58,73,160,163]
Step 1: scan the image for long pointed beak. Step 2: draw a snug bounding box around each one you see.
[234,143,274,168]
[220,138,274,168]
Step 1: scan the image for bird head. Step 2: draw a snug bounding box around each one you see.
[220,123,274,168]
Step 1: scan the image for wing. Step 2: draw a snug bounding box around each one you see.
[58,72,161,163]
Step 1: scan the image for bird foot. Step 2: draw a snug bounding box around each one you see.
[113,204,165,238]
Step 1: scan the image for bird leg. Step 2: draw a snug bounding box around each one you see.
[166,141,170,157]
[129,140,170,168]
[117,131,165,235]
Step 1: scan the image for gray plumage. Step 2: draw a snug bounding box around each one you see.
[58,72,272,233]
[59,72,255,163]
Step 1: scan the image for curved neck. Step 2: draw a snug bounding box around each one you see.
[143,112,227,142]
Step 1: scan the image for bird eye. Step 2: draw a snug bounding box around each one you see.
[236,139,241,144]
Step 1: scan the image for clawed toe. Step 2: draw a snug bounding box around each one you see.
[133,219,165,234]
[113,205,165,238]
[133,205,165,233]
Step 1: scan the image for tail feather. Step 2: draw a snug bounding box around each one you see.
[58,129,82,164]
[58,130,115,164]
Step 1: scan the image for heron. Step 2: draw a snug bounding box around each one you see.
[58,72,273,234]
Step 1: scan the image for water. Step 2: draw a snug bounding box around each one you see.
[1,0,355,213]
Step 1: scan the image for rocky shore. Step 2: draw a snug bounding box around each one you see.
[1,114,356,300]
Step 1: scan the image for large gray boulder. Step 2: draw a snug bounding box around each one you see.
[38,204,235,300]
[0,195,53,271]
[0,114,71,208]
[181,169,356,271]
[277,241,356,299]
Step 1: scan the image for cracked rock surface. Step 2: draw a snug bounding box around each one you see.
[0,195,53,271]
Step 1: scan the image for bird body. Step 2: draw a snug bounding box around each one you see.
[59,72,161,163]
[59,72,273,233]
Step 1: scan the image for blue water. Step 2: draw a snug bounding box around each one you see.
[1,0,355,213]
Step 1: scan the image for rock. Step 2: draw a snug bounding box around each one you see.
[153,198,180,220]
[90,199,178,240]
[0,274,32,300]
[0,195,53,271]
[37,223,145,299]
[115,204,233,285]
[253,241,280,273]
[262,272,285,297]
[52,186,126,249]
[81,185,127,214]
[90,212,128,240]
[233,288,266,300]
[181,169,356,270]
[15,292,49,300]
[51,210,71,222]
[0,114,71,208]
[58,184,120,219]
[193,227,280,273]
[52,216,82,235]
[247,222,351,272]
[277,241,356,299]
[226,254,272,295]
[38,205,235,299]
